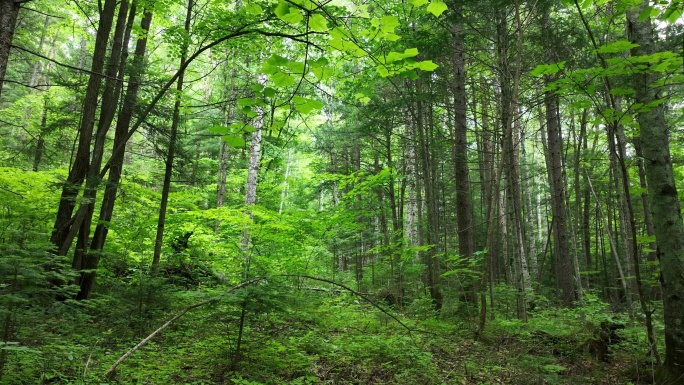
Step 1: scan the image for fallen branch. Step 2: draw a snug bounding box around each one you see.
[103,277,267,379]
[282,274,418,334]
[104,274,425,379]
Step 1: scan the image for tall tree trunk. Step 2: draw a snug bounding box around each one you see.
[0,0,21,97]
[541,6,577,307]
[152,0,193,272]
[586,173,633,314]
[627,6,683,381]
[73,0,132,298]
[404,107,419,258]
[241,72,267,248]
[633,137,659,299]
[497,5,529,319]
[216,66,237,213]
[278,148,292,214]
[450,0,476,304]
[50,0,118,255]
[414,80,442,310]
[90,8,152,254]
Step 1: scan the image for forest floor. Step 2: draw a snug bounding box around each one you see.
[4,283,658,384]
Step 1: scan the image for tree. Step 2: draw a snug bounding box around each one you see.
[627,2,684,381]
[0,0,28,97]
[540,2,577,307]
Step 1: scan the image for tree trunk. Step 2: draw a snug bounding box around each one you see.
[627,6,684,381]
[50,0,118,256]
[541,6,577,307]
[278,148,292,214]
[89,9,152,254]
[241,72,267,250]
[414,79,442,310]
[0,0,21,97]
[152,0,193,272]
[450,0,476,303]
[73,0,132,299]
[216,66,237,213]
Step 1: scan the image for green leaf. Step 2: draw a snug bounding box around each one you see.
[376,65,390,77]
[329,37,345,51]
[664,5,683,24]
[383,33,401,41]
[287,61,306,74]
[266,55,289,66]
[245,3,263,15]
[263,87,277,98]
[274,1,290,18]
[404,48,419,57]
[222,134,246,148]
[271,72,296,87]
[408,0,429,6]
[638,6,653,22]
[531,61,566,76]
[426,0,448,17]
[207,126,230,134]
[417,60,438,71]
[243,124,256,133]
[274,1,303,24]
[308,13,328,32]
[595,40,639,54]
[237,98,255,106]
[293,96,324,114]
[311,57,329,67]
[380,16,400,33]
[609,87,634,96]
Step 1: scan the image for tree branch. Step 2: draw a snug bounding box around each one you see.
[104,274,426,379]
[10,45,125,83]
[103,277,268,379]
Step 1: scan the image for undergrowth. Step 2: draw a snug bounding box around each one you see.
[0,276,662,384]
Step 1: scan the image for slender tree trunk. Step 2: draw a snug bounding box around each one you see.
[0,0,21,97]
[497,6,529,318]
[278,148,292,214]
[152,0,193,272]
[586,172,633,314]
[541,6,577,307]
[450,0,476,304]
[50,0,118,255]
[73,0,132,298]
[633,137,659,299]
[216,66,237,213]
[414,80,442,310]
[404,108,419,257]
[522,133,538,279]
[90,8,152,254]
[241,72,267,249]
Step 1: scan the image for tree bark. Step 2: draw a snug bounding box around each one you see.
[89,8,152,256]
[627,5,684,381]
[50,0,118,255]
[216,65,237,213]
[541,6,577,307]
[0,0,21,97]
[73,0,132,298]
[450,0,476,303]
